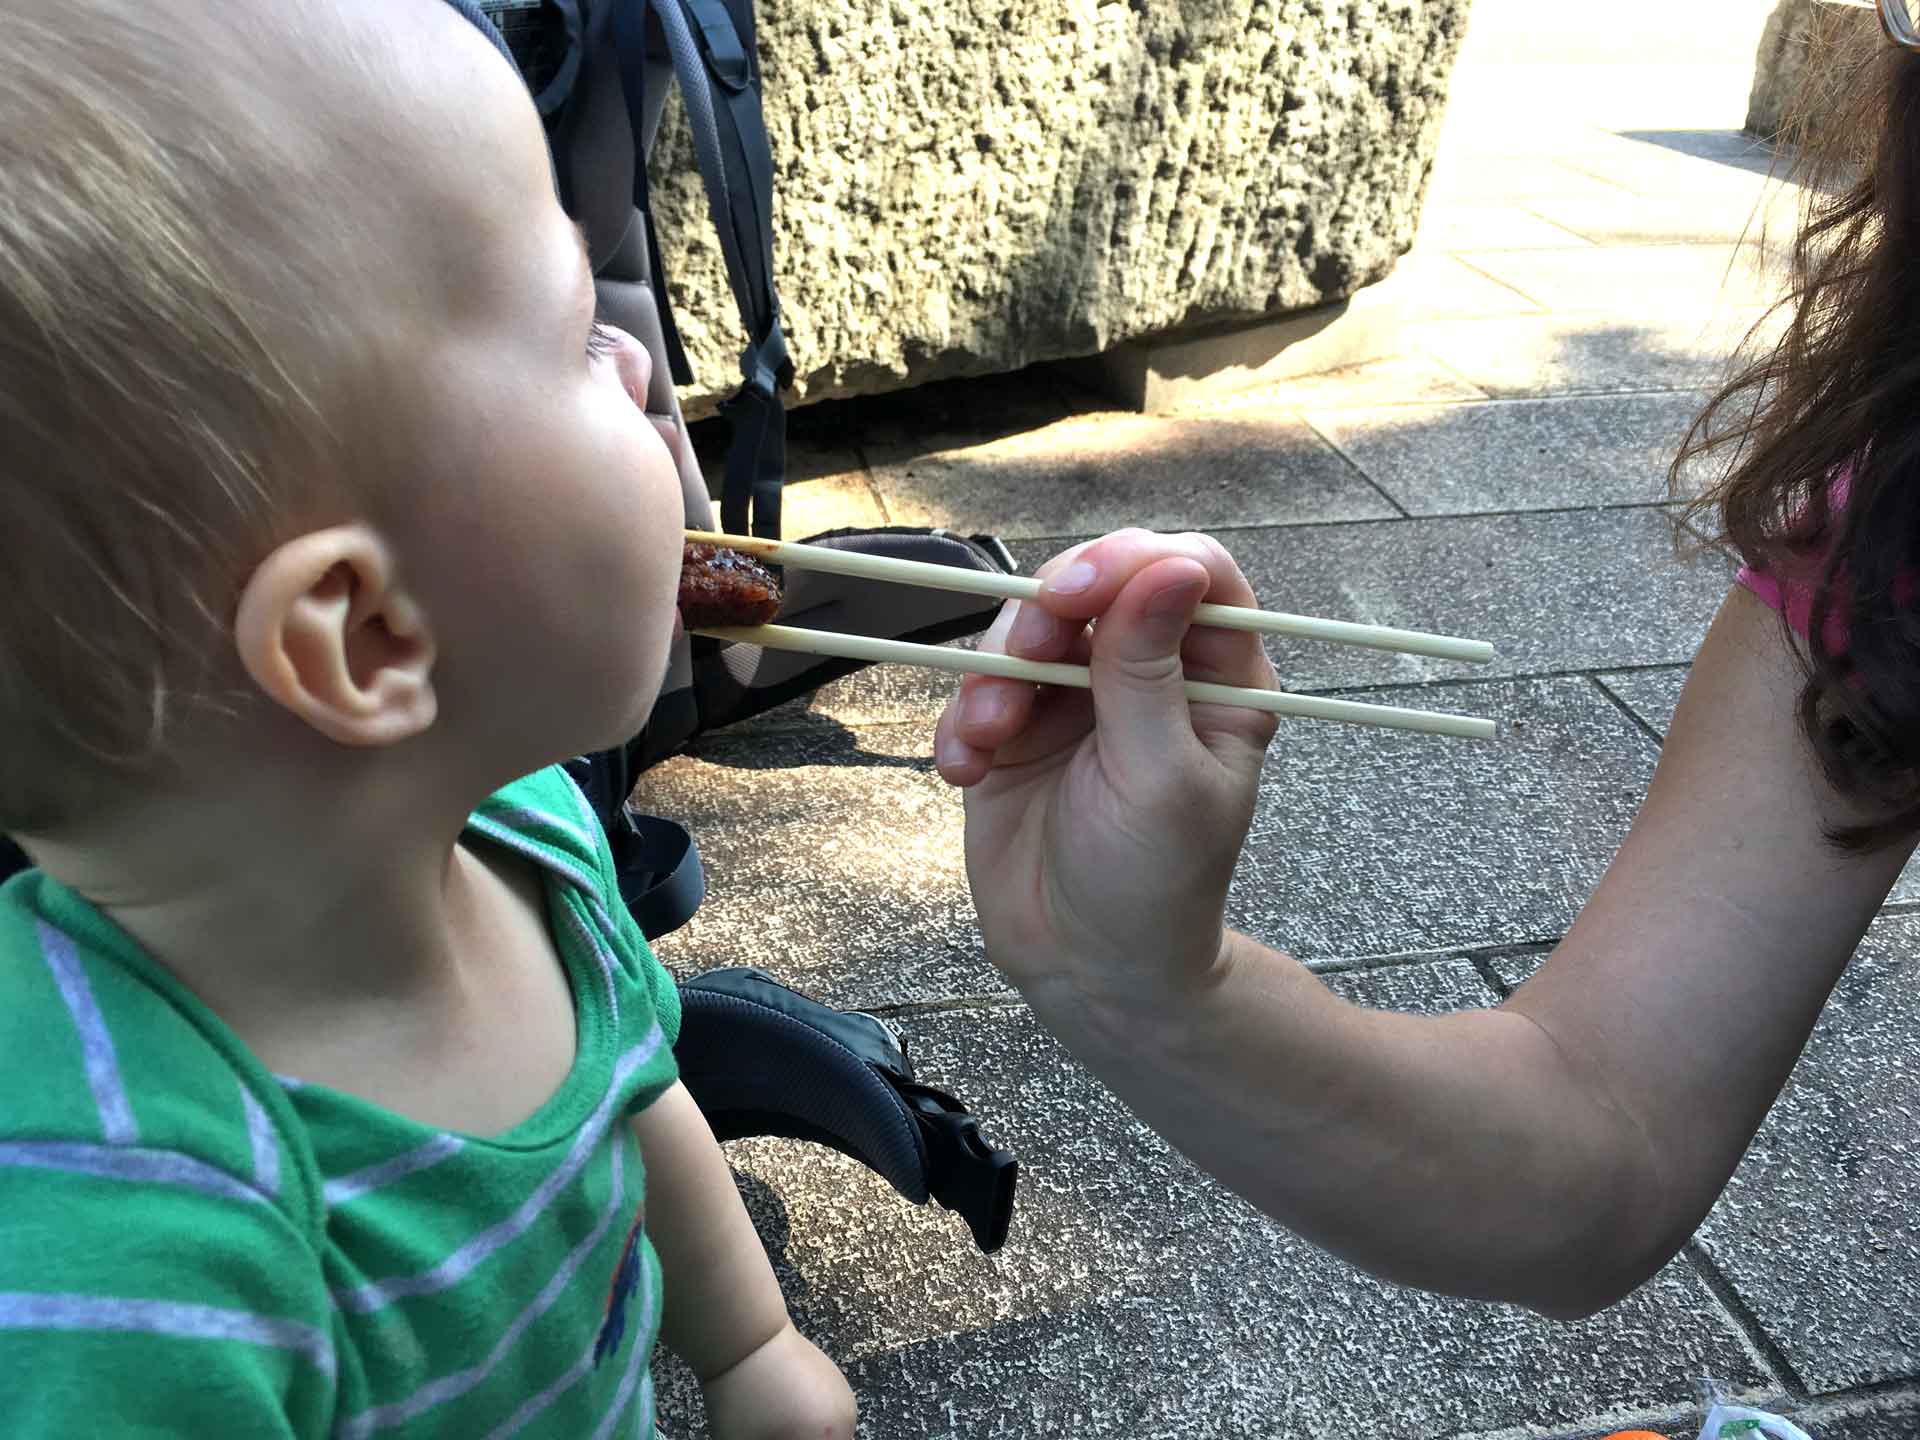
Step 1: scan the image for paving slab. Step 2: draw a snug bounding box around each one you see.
[1606,127,1782,175]
[1557,138,1783,201]
[1689,913,1920,1395]
[1227,677,1663,961]
[864,410,1397,542]
[654,979,1766,1439]
[1521,186,1798,249]
[1303,392,1708,514]
[1006,510,1732,692]
[1174,354,1490,413]
[637,718,993,1010]
[1595,667,1691,738]
[1487,916,1920,1396]
[1461,245,1787,317]
[1408,309,1775,399]
[1414,201,1598,253]
[1787,1392,1920,1440]
[1363,251,1549,323]
[1425,153,1643,206]
[1579,670,1920,906]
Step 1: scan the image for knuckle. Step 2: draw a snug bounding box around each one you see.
[1107,650,1185,690]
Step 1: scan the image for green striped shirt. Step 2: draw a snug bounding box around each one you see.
[0,766,682,1436]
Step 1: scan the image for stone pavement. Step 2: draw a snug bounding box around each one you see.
[640,2,1920,1435]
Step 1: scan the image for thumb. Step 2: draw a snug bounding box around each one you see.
[1088,556,1211,774]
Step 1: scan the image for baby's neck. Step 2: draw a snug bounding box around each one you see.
[37,766,497,1059]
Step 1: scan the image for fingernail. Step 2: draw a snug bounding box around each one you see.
[1047,560,1099,595]
[1147,576,1207,619]
[961,685,1007,730]
[1009,603,1053,652]
[936,731,968,770]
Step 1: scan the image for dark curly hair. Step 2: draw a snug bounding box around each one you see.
[1676,23,1920,852]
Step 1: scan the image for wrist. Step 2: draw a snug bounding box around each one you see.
[1015,925,1243,1063]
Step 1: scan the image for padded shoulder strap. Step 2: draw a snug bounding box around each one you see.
[610,0,790,539]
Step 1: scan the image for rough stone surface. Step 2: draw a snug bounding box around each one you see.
[1228,677,1661,961]
[1303,391,1709,513]
[1690,913,1920,1395]
[1595,666,1691,738]
[1747,0,1880,140]
[1010,510,1731,692]
[1786,1394,1920,1440]
[1490,915,1920,1398]
[639,718,992,1009]
[644,0,1473,413]
[652,979,1766,1438]
[1408,308,1776,398]
[864,407,1397,540]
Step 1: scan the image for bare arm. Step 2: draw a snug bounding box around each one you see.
[629,1082,854,1437]
[628,1082,790,1376]
[950,566,1912,1318]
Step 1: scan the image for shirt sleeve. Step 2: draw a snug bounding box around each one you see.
[1737,559,1860,657]
[552,767,684,1052]
[0,1151,337,1436]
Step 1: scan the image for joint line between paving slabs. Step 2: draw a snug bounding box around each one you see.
[1587,674,1668,747]
[1296,940,1557,978]
[1681,1240,1810,1401]
[1302,662,1677,701]
[1787,1376,1920,1429]
[1448,252,1563,312]
[1295,412,1414,520]
[868,991,1026,1020]
[1444,1404,1701,1440]
[1011,496,1702,549]
[846,436,893,525]
[1467,953,1517,1000]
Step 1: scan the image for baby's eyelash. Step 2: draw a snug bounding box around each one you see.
[586,320,620,360]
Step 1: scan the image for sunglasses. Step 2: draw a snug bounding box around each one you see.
[1885,0,1920,50]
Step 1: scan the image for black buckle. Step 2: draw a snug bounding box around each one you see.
[900,1081,1018,1253]
[727,320,791,402]
[680,0,753,91]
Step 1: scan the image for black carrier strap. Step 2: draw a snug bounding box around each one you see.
[677,969,1018,1252]
[610,0,790,540]
[563,751,706,940]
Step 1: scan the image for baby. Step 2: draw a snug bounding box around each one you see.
[0,0,853,1434]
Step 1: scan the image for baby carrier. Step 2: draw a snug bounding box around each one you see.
[465,0,1019,1251]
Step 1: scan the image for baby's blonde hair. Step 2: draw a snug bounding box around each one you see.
[1,2,369,834]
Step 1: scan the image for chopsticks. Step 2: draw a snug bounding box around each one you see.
[691,622,1499,740]
[687,529,1494,664]
[685,530,1499,741]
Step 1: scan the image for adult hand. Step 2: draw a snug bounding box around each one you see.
[934,529,1279,1010]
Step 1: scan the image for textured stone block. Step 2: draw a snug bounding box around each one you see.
[644,0,1472,412]
[1747,0,1881,140]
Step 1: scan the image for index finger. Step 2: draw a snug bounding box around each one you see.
[1034,529,1261,619]
[1037,529,1273,692]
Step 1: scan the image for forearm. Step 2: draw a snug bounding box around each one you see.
[628,1082,789,1379]
[1022,932,1670,1317]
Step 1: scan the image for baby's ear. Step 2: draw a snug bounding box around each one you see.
[234,524,438,746]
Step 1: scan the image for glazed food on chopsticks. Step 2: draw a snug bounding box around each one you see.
[678,541,783,628]
[679,529,1502,742]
